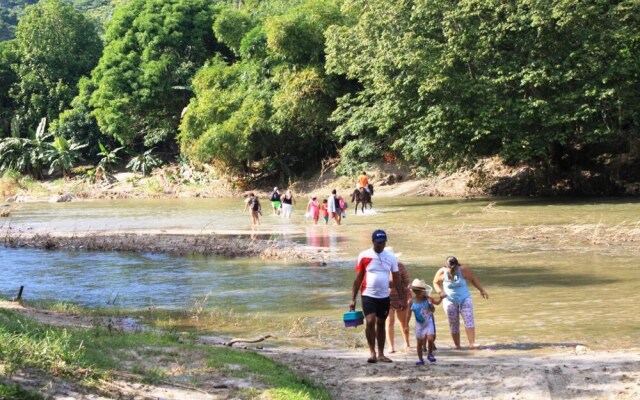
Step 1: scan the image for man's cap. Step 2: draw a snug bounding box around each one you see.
[372,229,387,243]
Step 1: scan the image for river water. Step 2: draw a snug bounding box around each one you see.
[1,197,639,349]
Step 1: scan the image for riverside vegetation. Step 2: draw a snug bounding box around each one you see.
[0,301,331,400]
[0,0,639,196]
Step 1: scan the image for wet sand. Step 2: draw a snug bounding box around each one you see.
[1,228,330,261]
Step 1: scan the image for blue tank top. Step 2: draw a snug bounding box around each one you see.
[411,299,433,324]
[443,268,471,304]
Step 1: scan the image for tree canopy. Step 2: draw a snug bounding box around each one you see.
[90,0,220,149]
[0,0,639,192]
[326,0,640,173]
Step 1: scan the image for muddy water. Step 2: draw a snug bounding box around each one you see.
[1,197,639,349]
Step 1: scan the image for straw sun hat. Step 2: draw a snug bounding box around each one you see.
[409,279,433,295]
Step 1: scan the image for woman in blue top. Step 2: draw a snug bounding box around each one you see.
[433,256,489,349]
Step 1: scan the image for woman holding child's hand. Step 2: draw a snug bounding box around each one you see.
[433,256,489,350]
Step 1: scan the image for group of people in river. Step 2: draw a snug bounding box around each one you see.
[243,171,372,226]
[350,229,489,365]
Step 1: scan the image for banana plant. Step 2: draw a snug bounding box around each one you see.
[46,136,88,178]
[0,118,53,178]
[126,148,162,176]
[97,142,125,173]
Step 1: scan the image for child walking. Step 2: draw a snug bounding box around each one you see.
[408,278,442,364]
[321,199,329,225]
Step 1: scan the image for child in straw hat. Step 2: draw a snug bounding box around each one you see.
[407,278,442,364]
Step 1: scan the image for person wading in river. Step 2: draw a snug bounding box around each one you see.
[243,192,261,226]
[433,256,489,349]
[350,229,407,363]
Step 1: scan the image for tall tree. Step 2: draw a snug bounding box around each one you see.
[179,0,342,177]
[326,0,640,172]
[0,40,18,138]
[11,0,102,133]
[90,0,220,150]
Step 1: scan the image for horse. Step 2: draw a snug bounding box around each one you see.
[350,184,374,214]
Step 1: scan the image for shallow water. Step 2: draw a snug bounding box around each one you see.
[1,197,639,349]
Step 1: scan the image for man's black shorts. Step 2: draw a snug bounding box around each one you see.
[361,295,390,319]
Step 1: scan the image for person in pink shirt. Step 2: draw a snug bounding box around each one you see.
[306,195,320,225]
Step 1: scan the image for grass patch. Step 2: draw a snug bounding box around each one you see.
[0,383,43,400]
[206,347,330,400]
[0,309,329,399]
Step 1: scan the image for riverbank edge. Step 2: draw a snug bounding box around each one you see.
[0,300,331,400]
[2,300,639,400]
[3,156,638,207]
[0,229,331,261]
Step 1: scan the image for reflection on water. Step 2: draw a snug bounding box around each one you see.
[1,197,639,349]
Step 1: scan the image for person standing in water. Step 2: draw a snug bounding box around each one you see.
[327,189,341,225]
[269,187,281,215]
[281,189,296,218]
[306,195,320,225]
[350,229,407,363]
[243,192,261,226]
[433,256,489,349]
[386,261,412,353]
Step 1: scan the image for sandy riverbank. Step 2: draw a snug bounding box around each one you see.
[266,345,640,400]
[2,300,639,400]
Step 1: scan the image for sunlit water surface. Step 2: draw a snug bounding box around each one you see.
[1,197,639,349]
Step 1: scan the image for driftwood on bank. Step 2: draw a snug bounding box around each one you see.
[225,334,274,347]
[0,230,330,261]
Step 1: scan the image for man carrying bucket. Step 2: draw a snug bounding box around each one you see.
[350,229,407,363]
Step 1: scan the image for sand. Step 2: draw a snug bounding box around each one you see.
[265,345,640,400]
[2,301,639,399]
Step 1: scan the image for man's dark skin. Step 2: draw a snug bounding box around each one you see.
[350,240,406,363]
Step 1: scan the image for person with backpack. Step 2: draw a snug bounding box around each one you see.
[328,189,341,225]
[269,187,281,215]
[243,192,261,226]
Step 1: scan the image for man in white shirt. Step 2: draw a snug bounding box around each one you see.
[350,229,406,363]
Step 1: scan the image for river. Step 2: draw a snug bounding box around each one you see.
[1,197,639,350]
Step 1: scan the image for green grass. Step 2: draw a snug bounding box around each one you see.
[206,347,330,400]
[0,309,331,399]
[0,383,43,400]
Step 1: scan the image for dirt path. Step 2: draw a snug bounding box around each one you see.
[264,345,640,400]
[3,301,640,399]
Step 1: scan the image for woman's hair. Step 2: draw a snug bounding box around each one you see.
[322,199,327,203]
[446,256,459,268]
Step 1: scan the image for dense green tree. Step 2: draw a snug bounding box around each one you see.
[11,0,102,133]
[0,40,18,138]
[179,0,342,176]
[0,0,37,41]
[326,0,640,172]
[50,77,108,163]
[90,0,220,150]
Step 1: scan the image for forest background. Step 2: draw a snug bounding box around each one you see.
[1,0,639,196]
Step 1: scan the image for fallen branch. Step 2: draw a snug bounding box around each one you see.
[225,334,274,347]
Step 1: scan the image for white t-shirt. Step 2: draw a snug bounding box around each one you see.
[355,248,399,298]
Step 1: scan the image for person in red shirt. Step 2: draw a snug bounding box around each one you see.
[350,229,407,363]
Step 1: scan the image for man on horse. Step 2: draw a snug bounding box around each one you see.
[357,171,371,194]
